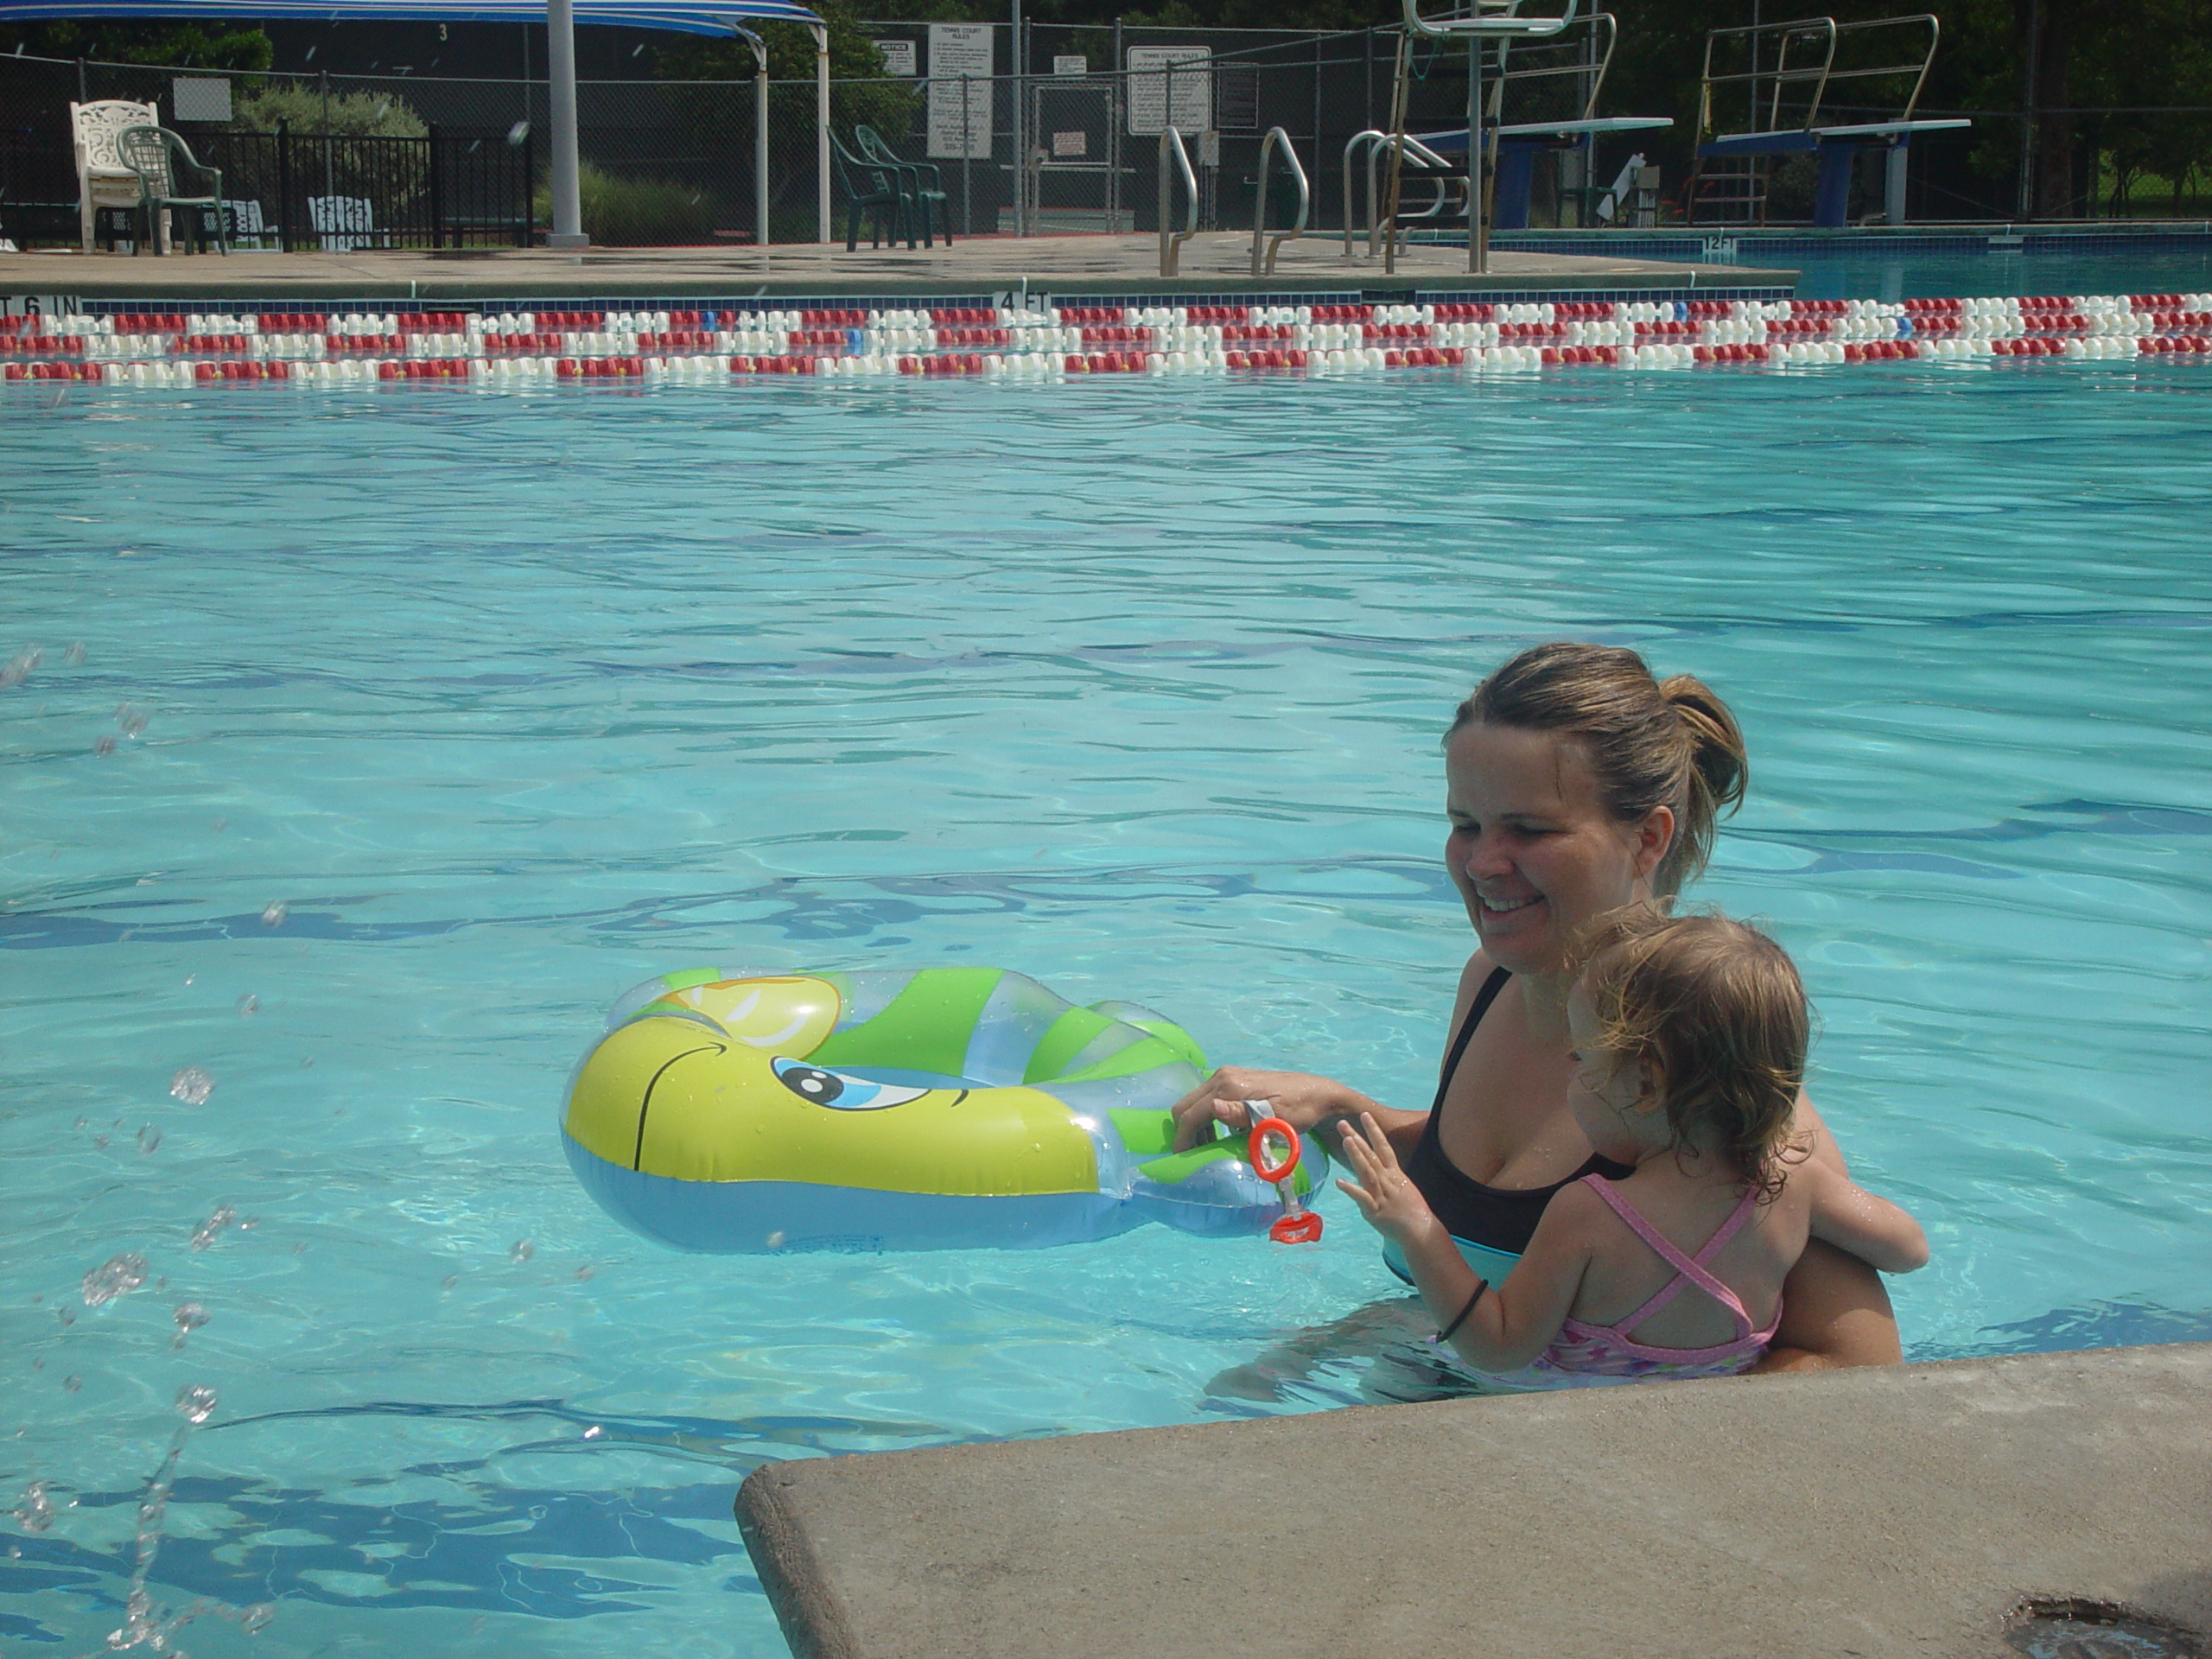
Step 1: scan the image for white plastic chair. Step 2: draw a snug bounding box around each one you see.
[223,199,278,250]
[308,195,385,251]
[72,99,156,252]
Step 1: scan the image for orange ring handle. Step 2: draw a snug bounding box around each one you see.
[1248,1116,1300,1184]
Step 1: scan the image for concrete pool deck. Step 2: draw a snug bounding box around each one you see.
[735,1342,2212,1659]
[0,232,1791,302]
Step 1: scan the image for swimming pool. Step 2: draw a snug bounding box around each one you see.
[5,329,2211,1656]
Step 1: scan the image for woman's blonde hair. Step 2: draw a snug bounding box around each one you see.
[1575,906,1808,1195]
[1449,642,1748,895]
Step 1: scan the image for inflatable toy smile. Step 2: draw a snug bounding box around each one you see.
[561,966,1325,1252]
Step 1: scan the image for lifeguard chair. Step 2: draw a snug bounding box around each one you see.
[1685,13,1967,226]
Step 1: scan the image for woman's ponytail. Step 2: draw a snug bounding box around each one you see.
[1657,674,1749,893]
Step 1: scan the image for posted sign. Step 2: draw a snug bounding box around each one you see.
[1125,45,1210,136]
[926,23,995,160]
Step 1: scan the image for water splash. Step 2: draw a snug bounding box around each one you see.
[188,1205,235,1253]
[12,1479,54,1533]
[95,736,116,757]
[509,1240,535,1265]
[64,642,86,665]
[1,646,41,688]
[91,1386,276,1656]
[137,1125,162,1156]
[82,1254,149,1307]
[167,1069,213,1107]
[62,1374,81,1392]
[234,995,257,1016]
[115,704,149,739]
[258,901,287,929]
[170,1305,208,1350]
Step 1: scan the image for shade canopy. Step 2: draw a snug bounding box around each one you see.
[0,0,820,32]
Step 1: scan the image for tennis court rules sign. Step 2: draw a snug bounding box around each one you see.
[927,23,994,160]
[1125,45,1210,136]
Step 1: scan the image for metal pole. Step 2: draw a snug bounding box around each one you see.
[1466,35,1484,274]
[1010,3,1024,236]
[321,69,334,202]
[963,74,973,235]
[755,48,770,248]
[813,23,830,243]
[545,0,587,245]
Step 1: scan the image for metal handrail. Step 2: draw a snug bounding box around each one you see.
[1697,14,1941,138]
[1342,130,1461,259]
[1250,126,1310,277]
[1158,126,1198,277]
[1490,9,1617,124]
[1403,0,1580,39]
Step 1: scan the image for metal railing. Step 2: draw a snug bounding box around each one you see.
[1696,14,1942,141]
[1342,128,1462,258]
[1250,125,1309,276]
[1402,0,1581,40]
[1157,126,1198,276]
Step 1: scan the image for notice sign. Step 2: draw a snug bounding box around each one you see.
[926,22,995,160]
[1052,54,1087,77]
[1126,45,1209,136]
[873,39,916,76]
[1052,130,1087,158]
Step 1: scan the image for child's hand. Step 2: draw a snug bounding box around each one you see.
[1335,1113,1446,1249]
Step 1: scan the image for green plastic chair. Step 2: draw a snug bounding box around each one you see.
[829,130,913,251]
[855,126,950,248]
[115,125,227,256]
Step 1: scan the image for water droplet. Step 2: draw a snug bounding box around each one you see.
[574,1265,594,1281]
[171,1304,209,1348]
[210,817,226,833]
[181,973,194,985]
[765,1230,786,1249]
[259,899,289,928]
[62,1374,81,1391]
[0,647,41,688]
[64,642,86,665]
[299,1056,315,1069]
[137,1124,162,1155]
[506,119,531,146]
[235,995,257,1016]
[94,735,115,757]
[56,1308,73,1327]
[509,1239,534,1264]
[175,1384,218,1425]
[190,1204,236,1252]
[92,1134,109,1150]
[441,1274,457,1289]
[240,1604,274,1633]
[168,1067,213,1106]
[11,1480,54,1533]
[582,1425,604,1440]
[82,1253,149,1306]
[114,702,148,737]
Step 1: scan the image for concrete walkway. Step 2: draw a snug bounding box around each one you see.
[0,232,1789,302]
[736,1343,2212,1659]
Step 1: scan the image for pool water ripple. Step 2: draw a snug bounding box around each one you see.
[3,356,2210,1656]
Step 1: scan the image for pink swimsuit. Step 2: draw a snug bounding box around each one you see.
[1477,1174,1783,1391]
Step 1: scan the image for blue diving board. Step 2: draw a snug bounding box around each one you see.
[1697,118,1970,226]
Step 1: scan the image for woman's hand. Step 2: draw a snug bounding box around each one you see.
[1167,1068,1362,1152]
[1333,1112,1449,1254]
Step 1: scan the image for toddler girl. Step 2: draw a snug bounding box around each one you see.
[1336,906,1927,1387]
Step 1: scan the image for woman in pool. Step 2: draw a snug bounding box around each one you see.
[1170,641,1905,1375]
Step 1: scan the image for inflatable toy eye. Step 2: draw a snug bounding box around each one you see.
[771,1057,930,1112]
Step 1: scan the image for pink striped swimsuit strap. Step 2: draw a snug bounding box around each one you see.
[1577,1175,1761,1340]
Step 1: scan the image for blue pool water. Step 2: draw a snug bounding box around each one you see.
[5,349,2212,1656]
[1785,249,2212,302]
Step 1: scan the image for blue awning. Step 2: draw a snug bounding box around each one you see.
[0,0,821,35]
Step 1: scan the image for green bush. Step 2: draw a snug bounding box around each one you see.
[533,160,717,246]
[232,83,426,140]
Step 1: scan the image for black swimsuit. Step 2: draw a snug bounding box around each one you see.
[1401,966,1635,1255]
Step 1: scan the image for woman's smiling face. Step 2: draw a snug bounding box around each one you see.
[1443,721,1674,979]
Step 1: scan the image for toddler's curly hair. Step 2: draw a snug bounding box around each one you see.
[1574,906,1809,1196]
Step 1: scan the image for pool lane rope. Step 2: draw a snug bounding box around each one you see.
[6,294,2209,387]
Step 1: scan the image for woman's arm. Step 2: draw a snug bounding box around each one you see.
[1167,1068,1410,1153]
[1802,1160,1929,1274]
[1750,1238,1903,1372]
